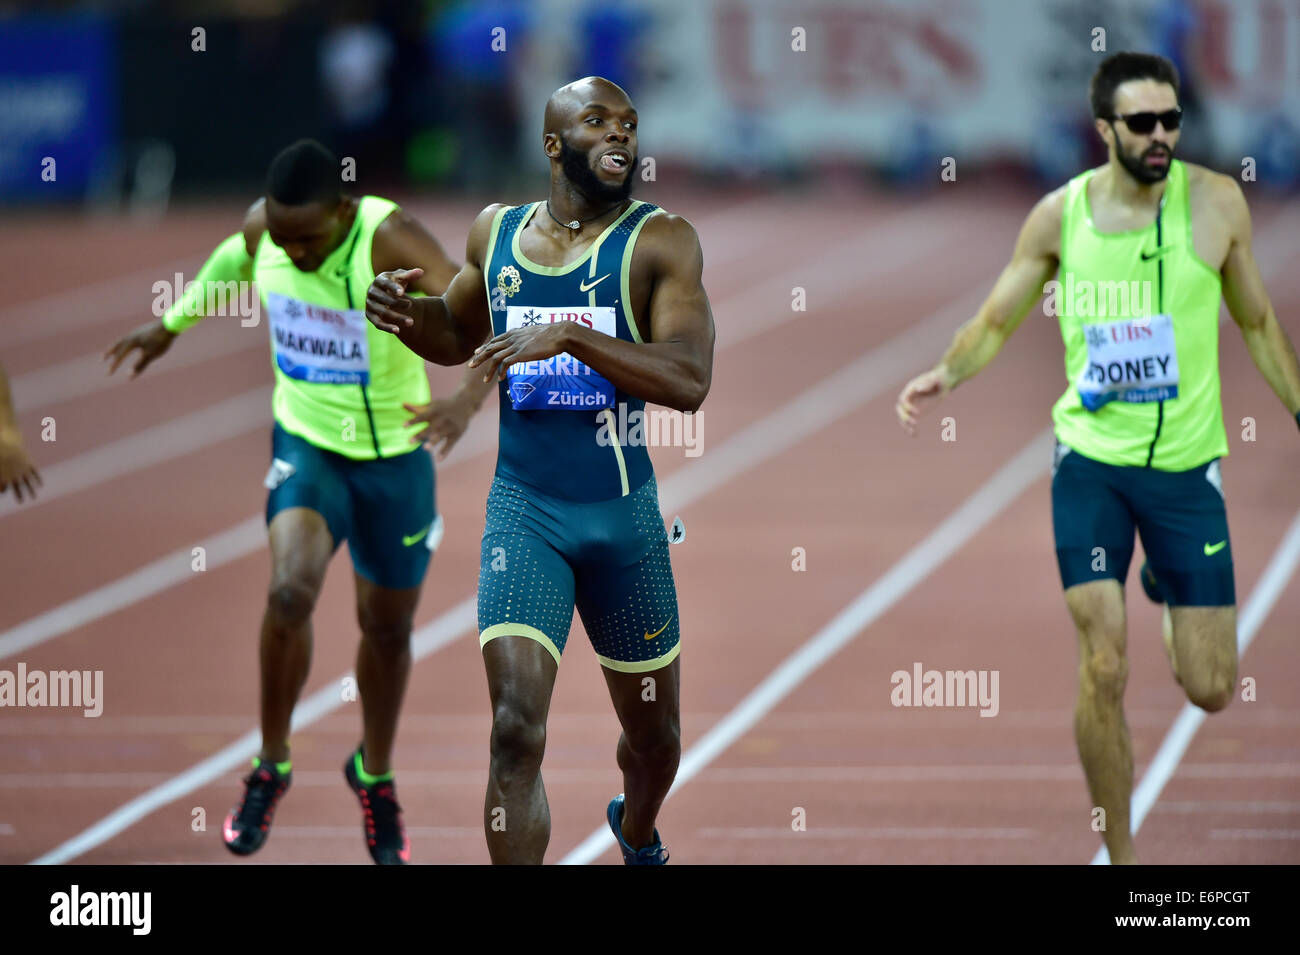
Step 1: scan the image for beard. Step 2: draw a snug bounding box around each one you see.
[1115,135,1174,185]
[559,137,636,204]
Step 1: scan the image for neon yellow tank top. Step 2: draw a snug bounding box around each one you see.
[255,196,430,459]
[1051,160,1227,470]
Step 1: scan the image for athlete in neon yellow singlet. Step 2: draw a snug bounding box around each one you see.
[896,53,1300,864]
[105,140,494,864]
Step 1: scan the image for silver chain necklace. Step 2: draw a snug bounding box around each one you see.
[546,200,621,232]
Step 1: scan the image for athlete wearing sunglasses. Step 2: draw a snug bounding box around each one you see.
[1111,108,1182,134]
[898,51,1300,864]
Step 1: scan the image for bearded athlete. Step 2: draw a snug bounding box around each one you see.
[896,52,1300,864]
[105,139,493,864]
[365,77,715,864]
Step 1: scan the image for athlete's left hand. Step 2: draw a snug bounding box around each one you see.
[468,324,572,383]
[0,427,41,503]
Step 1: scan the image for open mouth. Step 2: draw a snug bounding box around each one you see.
[598,150,630,173]
[1145,150,1169,166]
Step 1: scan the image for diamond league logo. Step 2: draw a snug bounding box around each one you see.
[510,381,535,403]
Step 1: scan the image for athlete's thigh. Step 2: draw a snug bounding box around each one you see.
[602,656,680,745]
[1132,459,1235,608]
[573,475,680,674]
[264,423,345,587]
[483,633,560,727]
[354,573,422,636]
[346,445,439,592]
[1064,578,1128,672]
[1051,442,1137,590]
[478,475,578,668]
[1066,574,1128,649]
[267,508,335,598]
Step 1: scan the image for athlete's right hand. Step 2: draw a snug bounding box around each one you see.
[896,367,951,436]
[404,395,475,460]
[366,268,424,333]
[104,320,176,378]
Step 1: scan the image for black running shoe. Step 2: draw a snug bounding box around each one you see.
[222,760,291,856]
[343,748,410,865]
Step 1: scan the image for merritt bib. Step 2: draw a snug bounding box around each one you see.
[483,200,662,502]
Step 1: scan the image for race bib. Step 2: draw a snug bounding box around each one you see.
[1076,314,1179,411]
[267,291,370,385]
[504,305,616,410]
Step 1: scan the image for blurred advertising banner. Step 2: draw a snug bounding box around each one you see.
[0,16,117,199]
[623,0,1300,185]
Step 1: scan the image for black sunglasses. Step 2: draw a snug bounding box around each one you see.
[1111,109,1182,134]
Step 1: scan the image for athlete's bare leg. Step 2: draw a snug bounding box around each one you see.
[353,575,421,774]
[1065,579,1138,864]
[602,657,681,849]
[259,507,333,765]
[1169,606,1237,711]
[482,635,559,864]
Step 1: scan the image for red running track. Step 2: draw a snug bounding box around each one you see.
[1,183,1297,864]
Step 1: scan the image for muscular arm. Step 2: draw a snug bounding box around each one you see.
[1219,179,1300,422]
[896,190,1062,432]
[104,200,261,377]
[366,205,497,366]
[557,214,714,412]
[937,191,1062,388]
[371,207,460,297]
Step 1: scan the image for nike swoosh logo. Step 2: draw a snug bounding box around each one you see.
[402,525,431,547]
[1140,246,1172,261]
[643,617,673,641]
[1204,540,1227,556]
[579,274,611,293]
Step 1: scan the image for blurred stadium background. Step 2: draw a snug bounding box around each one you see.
[3,0,1299,209]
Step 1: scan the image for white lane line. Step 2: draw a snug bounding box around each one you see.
[0,517,264,660]
[558,429,1056,865]
[0,412,498,659]
[694,827,1038,840]
[29,597,476,865]
[1161,802,1300,814]
[0,387,272,519]
[1209,829,1300,840]
[1091,509,1300,864]
[27,266,984,864]
[12,323,263,413]
[0,257,204,348]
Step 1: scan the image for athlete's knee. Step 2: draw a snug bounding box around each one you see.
[266,579,318,629]
[489,703,547,778]
[358,615,412,657]
[623,714,681,765]
[1079,647,1128,702]
[1182,666,1235,713]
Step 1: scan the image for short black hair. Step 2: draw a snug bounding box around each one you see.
[265,139,342,205]
[1090,52,1180,119]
